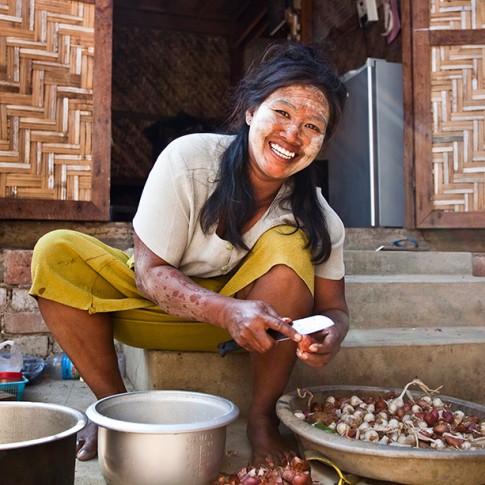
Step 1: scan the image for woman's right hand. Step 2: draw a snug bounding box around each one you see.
[221,299,302,353]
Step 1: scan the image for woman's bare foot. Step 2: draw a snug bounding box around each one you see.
[247,412,297,466]
[76,420,98,461]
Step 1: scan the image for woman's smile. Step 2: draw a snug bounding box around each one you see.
[269,142,296,160]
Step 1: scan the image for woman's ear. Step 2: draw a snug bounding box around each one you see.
[245,110,253,125]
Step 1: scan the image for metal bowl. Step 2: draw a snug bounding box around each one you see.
[87,390,239,485]
[0,402,87,484]
[276,385,485,485]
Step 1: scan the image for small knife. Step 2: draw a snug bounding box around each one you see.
[217,315,334,357]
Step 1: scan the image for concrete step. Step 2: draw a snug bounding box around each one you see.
[345,250,473,275]
[346,274,485,327]
[124,325,485,417]
[344,228,428,251]
[343,227,485,253]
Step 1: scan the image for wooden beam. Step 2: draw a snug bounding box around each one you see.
[113,8,234,36]
[300,0,312,43]
[401,0,416,229]
[430,29,485,45]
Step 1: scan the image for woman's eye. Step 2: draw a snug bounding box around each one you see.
[275,109,289,118]
[306,123,323,133]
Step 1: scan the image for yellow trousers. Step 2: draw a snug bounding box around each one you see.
[30,227,314,352]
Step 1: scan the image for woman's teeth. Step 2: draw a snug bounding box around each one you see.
[270,142,295,160]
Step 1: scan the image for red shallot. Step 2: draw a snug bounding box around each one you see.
[215,456,313,485]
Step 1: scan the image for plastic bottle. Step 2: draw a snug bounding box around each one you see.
[0,340,24,372]
[45,354,80,380]
[45,352,126,379]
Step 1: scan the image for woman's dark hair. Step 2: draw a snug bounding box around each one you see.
[200,41,347,263]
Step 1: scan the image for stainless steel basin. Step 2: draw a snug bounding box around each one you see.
[87,390,239,485]
[0,401,87,485]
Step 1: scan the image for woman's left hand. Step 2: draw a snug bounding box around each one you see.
[296,276,349,368]
[295,322,344,368]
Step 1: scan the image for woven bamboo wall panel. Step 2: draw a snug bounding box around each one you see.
[0,0,95,201]
[430,0,485,30]
[431,44,485,212]
[111,25,230,181]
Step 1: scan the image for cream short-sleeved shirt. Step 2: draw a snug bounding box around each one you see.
[133,133,345,280]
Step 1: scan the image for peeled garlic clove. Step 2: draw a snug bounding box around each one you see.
[374,418,389,431]
[388,403,398,414]
[358,421,371,431]
[353,409,364,419]
[363,412,375,423]
[363,429,380,442]
[453,410,465,426]
[336,422,350,436]
[350,395,363,407]
[341,404,355,415]
[388,418,401,430]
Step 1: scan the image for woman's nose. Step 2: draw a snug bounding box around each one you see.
[283,122,303,144]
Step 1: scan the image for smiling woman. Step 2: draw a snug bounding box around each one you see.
[29,41,349,471]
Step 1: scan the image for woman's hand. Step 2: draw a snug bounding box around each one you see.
[220,299,302,353]
[295,276,349,368]
[295,321,345,368]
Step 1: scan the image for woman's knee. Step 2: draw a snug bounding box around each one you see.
[239,264,313,308]
[31,230,89,286]
[265,264,312,296]
[33,229,80,261]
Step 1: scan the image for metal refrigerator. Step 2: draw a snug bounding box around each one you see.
[325,58,405,227]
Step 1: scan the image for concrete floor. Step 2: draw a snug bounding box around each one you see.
[21,374,392,485]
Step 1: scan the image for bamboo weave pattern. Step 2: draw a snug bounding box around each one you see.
[430,0,485,30]
[0,0,95,201]
[430,0,485,212]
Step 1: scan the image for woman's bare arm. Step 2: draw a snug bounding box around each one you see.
[133,232,301,352]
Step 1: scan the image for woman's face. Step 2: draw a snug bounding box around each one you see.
[246,85,329,183]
